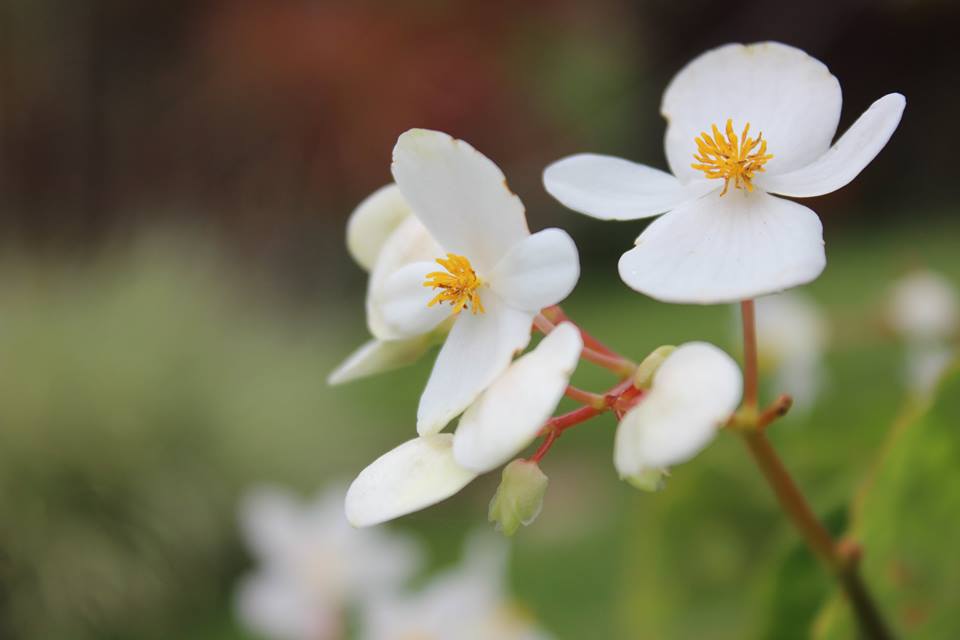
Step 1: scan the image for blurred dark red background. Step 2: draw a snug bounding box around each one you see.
[0,0,955,276]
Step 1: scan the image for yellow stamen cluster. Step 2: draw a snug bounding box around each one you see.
[423,253,485,315]
[691,119,773,196]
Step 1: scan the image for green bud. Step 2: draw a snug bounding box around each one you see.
[488,460,549,536]
[624,467,668,492]
[633,345,677,389]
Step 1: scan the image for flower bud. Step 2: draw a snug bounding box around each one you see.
[633,345,676,389]
[488,460,548,536]
[624,467,668,493]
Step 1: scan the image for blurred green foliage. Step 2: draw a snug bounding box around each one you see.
[0,222,957,639]
[814,363,960,639]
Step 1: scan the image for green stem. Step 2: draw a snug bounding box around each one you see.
[738,300,894,639]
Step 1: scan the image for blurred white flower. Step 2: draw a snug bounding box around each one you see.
[235,485,421,640]
[887,270,959,394]
[345,324,582,527]
[359,534,553,640]
[754,292,829,411]
[544,41,904,304]
[329,184,444,386]
[614,342,742,485]
[380,129,580,436]
[887,270,959,343]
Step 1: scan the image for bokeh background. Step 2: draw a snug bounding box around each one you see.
[1,0,958,638]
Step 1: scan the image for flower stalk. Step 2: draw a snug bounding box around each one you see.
[738,300,894,639]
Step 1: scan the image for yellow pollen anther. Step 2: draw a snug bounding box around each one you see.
[423,253,485,315]
[691,119,773,196]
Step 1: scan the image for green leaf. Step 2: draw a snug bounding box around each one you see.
[814,362,960,639]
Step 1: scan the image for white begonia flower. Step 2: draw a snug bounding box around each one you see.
[235,485,421,640]
[614,342,742,481]
[543,42,905,304]
[754,292,829,411]
[346,324,582,527]
[379,129,580,435]
[360,533,554,640]
[887,270,959,343]
[329,183,446,386]
[886,270,959,394]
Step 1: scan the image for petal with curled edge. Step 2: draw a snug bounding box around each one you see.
[346,184,412,272]
[488,228,580,314]
[417,293,534,436]
[345,434,478,527]
[453,323,583,473]
[756,93,905,198]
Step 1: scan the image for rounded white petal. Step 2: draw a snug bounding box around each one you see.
[614,342,742,475]
[488,228,580,313]
[453,323,583,473]
[417,295,534,435]
[618,190,825,304]
[887,270,960,341]
[662,42,842,182]
[542,153,716,220]
[345,434,478,527]
[367,216,443,340]
[346,184,412,271]
[757,93,905,198]
[391,129,530,272]
[327,336,436,386]
[375,261,452,338]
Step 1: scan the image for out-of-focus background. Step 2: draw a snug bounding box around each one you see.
[1,1,958,638]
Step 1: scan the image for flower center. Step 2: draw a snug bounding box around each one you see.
[423,253,485,315]
[691,119,773,196]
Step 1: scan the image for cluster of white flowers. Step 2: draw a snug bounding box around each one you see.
[329,41,904,531]
[236,486,552,640]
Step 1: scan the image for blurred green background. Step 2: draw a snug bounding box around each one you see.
[1,1,959,638]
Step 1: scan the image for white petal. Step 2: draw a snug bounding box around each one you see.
[662,42,842,182]
[453,323,583,473]
[391,129,530,272]
[327,336,436,386]
[367,216,443,340]
[757,94,905,198]
[346,184,412,271]
[345,434,478,527]
[375,261,452,338]
[417,295,534,435]
[488,228,580,313]
[614,342,741,475]
[618,190,825,304]
[542,153,715,220]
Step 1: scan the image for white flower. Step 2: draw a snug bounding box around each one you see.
[614,342,742,482]
[329,184,445,385]
[887,270,959,343]
[380,129,580,435]
[886,270,959,394]
[235,485,421,640]
[544,42,905,304]
[346,324,582,527]
[359,534,554,640]
[754,292,829,411]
